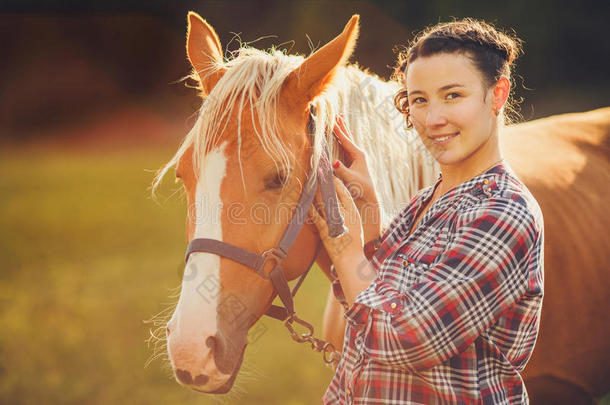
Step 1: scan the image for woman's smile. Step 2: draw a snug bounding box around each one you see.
[429,131,460,145]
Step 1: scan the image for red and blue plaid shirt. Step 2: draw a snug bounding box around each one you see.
[324,163,544,404]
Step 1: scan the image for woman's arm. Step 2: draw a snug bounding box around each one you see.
[321,286,346,353]
[321,235,386,353]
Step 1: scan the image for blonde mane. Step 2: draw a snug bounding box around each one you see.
[153,45,439,225]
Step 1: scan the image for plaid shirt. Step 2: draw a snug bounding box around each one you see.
[324,163,544,405]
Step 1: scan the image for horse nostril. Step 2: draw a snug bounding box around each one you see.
[193,373,209,386]
[175,369,209,386]
[175,369,193,385]
[205,335,217,351]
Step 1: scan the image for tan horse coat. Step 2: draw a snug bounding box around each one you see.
[503,108,610,402]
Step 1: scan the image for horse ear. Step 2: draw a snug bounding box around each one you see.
[283,15,360,106]
[186,11,226,95]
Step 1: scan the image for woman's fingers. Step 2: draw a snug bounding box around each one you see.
[332,161,367,202]
[311,179,355,229]
[311,177,364,263]
[313,191,326,220]
[309,204,328,235]
[332,159,354,184]
[332,115,371,200]
[334,177,358,213]
[333,114,364,159]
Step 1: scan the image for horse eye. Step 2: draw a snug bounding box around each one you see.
[265,171,287,190]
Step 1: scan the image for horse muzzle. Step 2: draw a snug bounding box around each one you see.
[167,325,247,393]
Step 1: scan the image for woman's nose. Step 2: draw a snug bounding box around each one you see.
[425,104,448,127]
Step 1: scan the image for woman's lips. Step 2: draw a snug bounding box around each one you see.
[429,132,459,145]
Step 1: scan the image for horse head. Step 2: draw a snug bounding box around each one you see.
[160,12,360,393]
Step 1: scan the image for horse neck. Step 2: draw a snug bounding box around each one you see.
[328,65,439,225]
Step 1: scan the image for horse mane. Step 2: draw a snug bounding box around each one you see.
[153,45,439,226]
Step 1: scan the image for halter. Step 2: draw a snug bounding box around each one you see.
[184,111,345,366]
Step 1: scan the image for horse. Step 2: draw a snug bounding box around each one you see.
[154,12,610,403]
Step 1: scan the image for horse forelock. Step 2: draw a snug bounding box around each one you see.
[154,46,329,192]
[154,47,305,194]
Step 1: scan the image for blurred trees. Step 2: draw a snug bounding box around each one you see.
[1,0,608,137]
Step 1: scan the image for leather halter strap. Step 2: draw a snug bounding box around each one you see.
[184,112,345,321]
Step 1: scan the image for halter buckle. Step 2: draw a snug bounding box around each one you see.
[259,247,286,278]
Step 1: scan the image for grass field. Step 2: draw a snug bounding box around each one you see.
[0,140,335,404]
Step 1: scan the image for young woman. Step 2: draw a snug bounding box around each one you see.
[310,19,544,404]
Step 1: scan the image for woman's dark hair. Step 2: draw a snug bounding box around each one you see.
[392,18,523,125]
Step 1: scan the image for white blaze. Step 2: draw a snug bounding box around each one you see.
[170,141,228,360]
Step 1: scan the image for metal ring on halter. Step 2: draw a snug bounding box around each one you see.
[257,247,287,278]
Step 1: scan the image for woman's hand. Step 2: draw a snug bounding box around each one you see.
[332,115,383,243]
[309,176,378,306]
[309,177,365,269]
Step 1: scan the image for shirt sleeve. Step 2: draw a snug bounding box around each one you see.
[344,197,541,371]
[329,193,425,310]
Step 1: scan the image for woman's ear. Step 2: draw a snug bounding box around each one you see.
[493,76,511,112]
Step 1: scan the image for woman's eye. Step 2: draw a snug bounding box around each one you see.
[411,97,426,105]
[446,92,461,100]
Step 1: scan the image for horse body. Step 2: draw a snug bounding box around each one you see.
[158,12,609,402]
[502,109,610,401]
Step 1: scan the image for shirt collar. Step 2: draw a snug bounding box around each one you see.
[418,162,508,209]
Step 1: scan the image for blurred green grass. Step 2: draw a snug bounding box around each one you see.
[0,142,334,404]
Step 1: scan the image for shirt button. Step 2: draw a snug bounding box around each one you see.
[402,259,408,267]
[390,302,397,309]
[483,179,489,185]
[346,388,352,396]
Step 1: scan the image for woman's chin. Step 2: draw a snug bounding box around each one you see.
[430,152,462,167]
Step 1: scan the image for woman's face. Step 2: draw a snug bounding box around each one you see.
[405,52,497,167]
